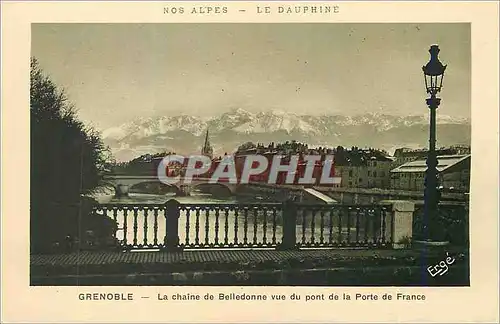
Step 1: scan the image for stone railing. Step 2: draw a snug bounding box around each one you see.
[92,200,422,251]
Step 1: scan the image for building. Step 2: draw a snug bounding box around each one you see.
[233,151,324,185]
[235,143,395,189]
[334,151,394,189]
[390,154,471,192]
[393,145,471,167]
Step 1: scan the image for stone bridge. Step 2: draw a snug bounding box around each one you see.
[103,175,238,197]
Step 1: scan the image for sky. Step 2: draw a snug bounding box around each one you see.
[31,23,471,130]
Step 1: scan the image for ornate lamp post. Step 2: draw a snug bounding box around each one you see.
[422,45,447,241]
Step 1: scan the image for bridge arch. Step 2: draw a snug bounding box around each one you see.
[128,181,179,195]
[192,182,235,197]
[103,176,178,197]
[104,176,238,197]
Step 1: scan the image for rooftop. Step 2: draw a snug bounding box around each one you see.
[390,154,470,173]
[394,146,471,157]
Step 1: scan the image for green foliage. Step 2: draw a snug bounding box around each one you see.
[412,204,469,245]
[397,236,412,249]
[111,151,175,174]
[31,58,111,202]
[30,58,115,253]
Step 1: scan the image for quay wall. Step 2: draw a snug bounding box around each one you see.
[236,183,467,204]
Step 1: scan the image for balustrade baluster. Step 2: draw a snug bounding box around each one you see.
[328,209,334,244]
[319,210,325,244]
[102,208,109,235]
[355,208,361,244]
[214,208,220,245]
[224,208,229,246]
[364,208,370,244]
[262,208,267,244]
[163,206,168,246]
[112,208,118,239]
[381,207,387,243]
[272,208,277,245]
[371,207,379,244]
[143,208,148,246]
[346,207,351,244]
[337,208,342,243]
[133,208,138,246]
[204,209,210,246]
[153,208,159,246]
[123,207,129,246]
[195,209,200,246]
[234,209,239,245]
[243,209,248,245]
[253,209,258,245]
[310,209,316,244]
[185,209,191,246]
[301,209,306,244]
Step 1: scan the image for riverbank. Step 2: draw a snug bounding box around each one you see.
[31,246,469,286]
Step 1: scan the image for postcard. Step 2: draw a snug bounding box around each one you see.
[1,1,499,323]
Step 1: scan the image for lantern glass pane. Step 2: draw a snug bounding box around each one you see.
[425,74,431,93]
[424,74,444,94]
[423,73,429,92]
[438,74,444,91]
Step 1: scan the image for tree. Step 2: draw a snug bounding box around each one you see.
[30,58,115,253]
[237,141,256,152]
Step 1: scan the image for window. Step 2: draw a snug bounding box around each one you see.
[359,178,363,183]
[373,161,377,167]
[380,171,385,177]
[373,171,377,177]
[349,170,353,177]
[368,171,371,176]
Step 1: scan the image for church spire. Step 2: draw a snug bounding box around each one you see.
[201,128,213,159]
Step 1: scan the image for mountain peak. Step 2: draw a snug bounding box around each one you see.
[103,111,470,162]
[227,107,251,115]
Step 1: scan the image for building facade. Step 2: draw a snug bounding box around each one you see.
[390,154,471,192]
[334,155,393,189]
[235,143,394,189]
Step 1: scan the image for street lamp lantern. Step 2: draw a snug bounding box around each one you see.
[422,44,447,242]
[422,45,447,95]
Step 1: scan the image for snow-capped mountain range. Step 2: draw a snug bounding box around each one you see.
[102,108,471,162]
